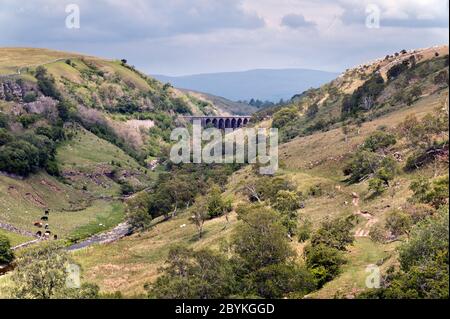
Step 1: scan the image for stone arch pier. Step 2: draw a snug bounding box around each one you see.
[181,116,251,129]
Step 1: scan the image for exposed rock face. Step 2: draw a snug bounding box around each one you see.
[23,96,59,120]
[0,80,23,101]
[0,79,36,102]
[0,78,38,102]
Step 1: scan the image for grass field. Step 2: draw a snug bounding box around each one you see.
[0,229,32,247]
[0,48,98,74]
[0,274,13,298]
[73,211,239,295]
[308,238,399,298]
[0,126,147,239]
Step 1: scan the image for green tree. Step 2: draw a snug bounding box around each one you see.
[272,107,298,129]
[361,131,396,152]
[35,66,61,100]
[273,190,303,237]
[248,263,316,299]
[126,191,152,231]
[368,177,387,195]
[0,235,14,264]
[410,175,449,209]
[369,222,387,243]
[304,244,346,288]
[310,216,355,251]
[189,196,209,239]
[297,217,312,243]
[147,246,235,299]
[233,205,294,272]
[11,243,97,299]
[385,210,412,238]
[206,184,232,219]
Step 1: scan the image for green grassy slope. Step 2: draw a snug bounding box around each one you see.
[72,84,447,298]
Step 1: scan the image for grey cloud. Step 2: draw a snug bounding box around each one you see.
[0,0,265,44]
[340,3,449,29]
[281,14,316,28]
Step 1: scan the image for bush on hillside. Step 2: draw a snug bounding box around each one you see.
[361,131,397,152]
[0,234,14,264]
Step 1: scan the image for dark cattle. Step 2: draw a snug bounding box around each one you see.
[45,224,49,229]
[41,216,48,221]
[36,231,42,237]
[53,235,58,240]
[45,210,49,215]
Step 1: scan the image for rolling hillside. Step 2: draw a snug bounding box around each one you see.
[0,47,228,247]
[0,46,448,299]
[31,47,449,298]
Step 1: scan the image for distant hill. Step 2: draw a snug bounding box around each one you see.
[179,89,258,115]
[153,68,340,102]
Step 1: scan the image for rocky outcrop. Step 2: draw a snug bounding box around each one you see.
[0,79,37,102]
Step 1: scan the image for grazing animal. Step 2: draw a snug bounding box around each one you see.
[45,210,49,215]
[53,235,58,240]
[45,224,49,229]
[41,216,48,221]
[36,231,42,237]
[33,221,43,227]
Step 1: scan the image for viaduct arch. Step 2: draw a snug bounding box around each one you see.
[181,116,251,129]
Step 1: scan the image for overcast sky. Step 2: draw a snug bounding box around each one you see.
[0,0,448,75]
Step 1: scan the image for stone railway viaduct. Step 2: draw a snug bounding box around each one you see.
[181,116,251,129]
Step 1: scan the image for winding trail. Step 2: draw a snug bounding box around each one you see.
[352,192,378,238]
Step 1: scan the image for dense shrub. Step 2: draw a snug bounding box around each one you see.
[304,244,346,288]
[410,175,449,209]
[361,131,396,152]
[0,113,9,128]
[386,61,409,80]
[249,263,316,298]
[0,129,59,176]
[272,107,298,129]
[344,150,397,184]
[310,216,355,251]
[35,66,61,100]
[23,91,37,103]
[0,234,14,264]
[147,246,235,299]
[0,128,12,146]
[359,207,449,299]
[385,210,413,238]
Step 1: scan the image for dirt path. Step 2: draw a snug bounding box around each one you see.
[352,192,378,238]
